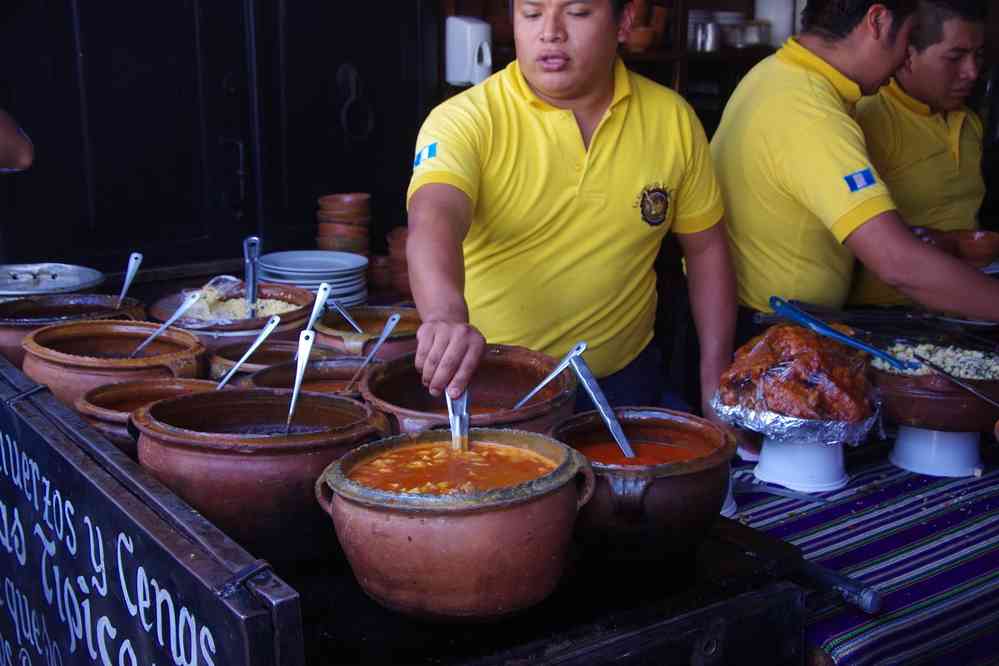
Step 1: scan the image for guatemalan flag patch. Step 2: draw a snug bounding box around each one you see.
[412,142,439,168]
[844,168,877,193]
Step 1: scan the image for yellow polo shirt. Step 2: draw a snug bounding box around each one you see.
[711,38,896,313]
[407,59,723,377]
[848,79,985,306]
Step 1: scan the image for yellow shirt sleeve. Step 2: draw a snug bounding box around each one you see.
[775,112,895,243]
[673,102,725,234]
[406,100,485,209]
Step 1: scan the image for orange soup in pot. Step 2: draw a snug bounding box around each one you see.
[348,443,556,495]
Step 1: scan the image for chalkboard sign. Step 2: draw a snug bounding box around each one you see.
[0,369,301,666]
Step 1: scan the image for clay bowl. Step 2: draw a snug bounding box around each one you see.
[551,408,735,564]
[953,230,999,268]
[241,356,380,401]
[133,389,388,562]
[0,294,146,368]
[872,368,999,432]
[316,236,369,253]
[317,192,371,213]
[75,378,221,459]
[361,344,577,435]
[316,211,371,226]
[316,428,595,620]
[315,306,420,358]
[149,282,313,351]
[22,321,206,407]
[208,339,342,380]
[624,25,656,53]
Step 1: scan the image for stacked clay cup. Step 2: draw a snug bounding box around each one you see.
[317,193,371,256]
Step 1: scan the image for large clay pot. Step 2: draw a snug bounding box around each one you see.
[22,321,205,407]
[241,356,379,401]
[149,282,313,351]
[133,389,388,561]
[551,407,736,563]
[314,306,420,359]
[360,344,577,434]
[208,339,342,380]
[316,428,595,620]
[0,294,146,367]
[74,379,221,459]
[872,368,999,432]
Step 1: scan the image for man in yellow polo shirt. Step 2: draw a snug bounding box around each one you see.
[406,0,736,415]
[850,0,987,306]
[712,0,999,338]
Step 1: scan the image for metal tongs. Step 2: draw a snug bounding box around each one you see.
[328,294,363,334]
[770,296,920,371]
[569,355,636,458]
[445,390,470,452]
[512,341,587,410]
[343,313,401,393]
[285,329,315,434]
[129,291,201,359]
[243,236,261,318]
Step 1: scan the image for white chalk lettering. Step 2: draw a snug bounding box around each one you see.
[59,576,81,655]
[32,526,55,607]
[199,627,215,666]
[151,580,175,653]
[82,517,106,597]
[117,640,136,666]
[96,616,115,666]
[135,569,152,632]
[115,534,137,618]
[176,607,196,666]
[0,503,25,567]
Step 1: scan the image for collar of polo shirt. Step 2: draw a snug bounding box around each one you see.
[884,78,933,116]
[776,38,863,105]
[507,58,633,112]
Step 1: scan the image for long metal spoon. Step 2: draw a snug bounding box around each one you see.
[129,291,201,359]
[328,295,364,334]
[569,355,636,458]
[513,341,587,410]
[243,236,261,318]
[343,313,401,393]
[216,315,282,390]
[913,353,999,409]
[445,389,470,452]
[295,282,332,361]
[116,252,143,309]
[285,329,315,434]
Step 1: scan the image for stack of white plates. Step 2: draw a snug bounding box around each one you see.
[258,251,368,306]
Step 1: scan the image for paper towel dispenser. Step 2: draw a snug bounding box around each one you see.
[446,16,493,86]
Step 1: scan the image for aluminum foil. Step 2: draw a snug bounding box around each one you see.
[709,392,880,446]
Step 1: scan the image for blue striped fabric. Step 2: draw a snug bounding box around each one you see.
[733,451,999,665]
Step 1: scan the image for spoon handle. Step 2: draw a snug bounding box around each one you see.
[117,252,143,309]
[569,356,636,458]
[512,341,587,410]
[286,329,315,434]
[243,236,261,318]
[130,291,201,359]
[216,315,281,389]
[328,296,364,334]
[344,313,400,393]
[445,390,470,452]
[296,283,332,362]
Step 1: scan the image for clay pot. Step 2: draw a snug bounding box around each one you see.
[149,282,313,351]
[316,428,595,620]
[361,344,577,435]
[316,211,371,226]
[315,306,420,358]
[954,230,999,268]
[241,356,379,401]
[133,389,389,561]
[22,321,205,407]
[208,339,342,380]
[317,221,370,238]
[316,236,369,253]
[75,378,220,458]
[551,408,736,563]
[625,26,656,53]
[0,294,146,367]
[872,368,999,432]
[317,192,371,212]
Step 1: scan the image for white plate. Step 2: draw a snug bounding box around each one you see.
[258,250,368,274]
[935,315,999,328]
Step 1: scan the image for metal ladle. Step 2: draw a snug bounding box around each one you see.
[285,329,315,434]
[328,295,364,334]
[512,341,587,410]
[215,315,282,390]
[343,313,401,394]
[116,252,143,309]
[295,282,332,361]
[569,355,636,458]
[243,236,261,318]
[129,291,201,359]
[445,389,470,452]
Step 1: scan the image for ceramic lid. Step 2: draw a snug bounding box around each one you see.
[0,263,104,297]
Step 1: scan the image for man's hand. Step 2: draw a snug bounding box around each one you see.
[414,321,486,398]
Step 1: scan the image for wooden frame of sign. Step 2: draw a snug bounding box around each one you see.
[0,358,304,666]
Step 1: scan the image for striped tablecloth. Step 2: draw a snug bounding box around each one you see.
[733,448,999,666]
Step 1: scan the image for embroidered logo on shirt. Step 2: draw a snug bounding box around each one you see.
[844,168,877,193]
[635,183,671,226]
[412,142,439,168]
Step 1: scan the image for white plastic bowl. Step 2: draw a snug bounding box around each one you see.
[753,437,848,492]
[890,426,983,478]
